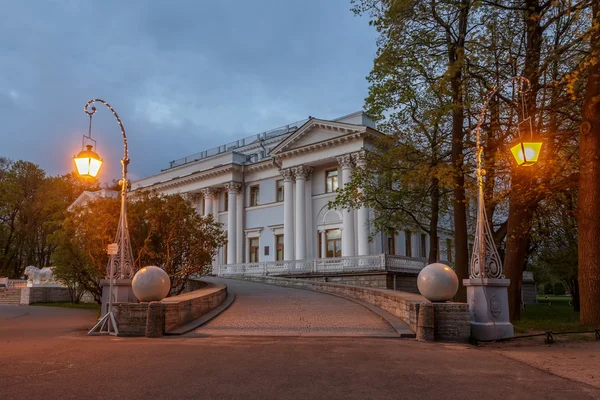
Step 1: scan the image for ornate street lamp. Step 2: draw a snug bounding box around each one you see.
[465,76,537,341]
[73,144,103,178]
[74,99,136,336]
[509,120,543,167]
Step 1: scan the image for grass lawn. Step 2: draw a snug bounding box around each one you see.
[514,295,597,334]
[31,302,101,310]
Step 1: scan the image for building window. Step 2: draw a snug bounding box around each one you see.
[224,193,228,212]
[249,237,259,263]
[404,230,412,257]
[326,169,339,193]
[275,234,284,261]
[276,180,284,202]
[446,238,453,263]
[326,229,342,258]
[223,244,227,264]
[420,234,427,259]
[250,185,260,207]
[388,236,396,255]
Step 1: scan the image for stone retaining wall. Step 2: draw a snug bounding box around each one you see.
[285,273,419,293]
[20,287,71,305]
[239,276,470,342]
[114,280,227,337]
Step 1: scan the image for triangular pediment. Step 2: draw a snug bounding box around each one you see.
[68,191,97,212]
[269,118,369,155]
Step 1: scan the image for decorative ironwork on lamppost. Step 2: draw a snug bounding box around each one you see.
[73,99,136,336]
[465,76,539,341]
[470,76,536,280]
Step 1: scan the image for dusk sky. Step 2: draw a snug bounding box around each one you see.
[0,0,377,182]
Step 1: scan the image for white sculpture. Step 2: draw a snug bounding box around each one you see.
[24,266,62,287]
[417,263,459,302]
[132,266,171,302]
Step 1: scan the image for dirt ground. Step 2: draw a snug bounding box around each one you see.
[487,335,600,389]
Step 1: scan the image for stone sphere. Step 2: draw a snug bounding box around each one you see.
[132,266,170,302]
[417,263,459,302]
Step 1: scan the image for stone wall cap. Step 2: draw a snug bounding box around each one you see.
[463,278,510,287]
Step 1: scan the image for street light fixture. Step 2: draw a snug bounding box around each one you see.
[74,99,136,336]
[465,76,536,341]
[73,144,103,177]
[509,118,543,166]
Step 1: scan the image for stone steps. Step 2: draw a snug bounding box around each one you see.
[0,288,21,305]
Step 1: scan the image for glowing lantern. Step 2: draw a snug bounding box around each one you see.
[510,141,543,167]
[74,144,103,177]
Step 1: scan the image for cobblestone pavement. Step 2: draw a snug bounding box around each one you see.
[192,278,398,337]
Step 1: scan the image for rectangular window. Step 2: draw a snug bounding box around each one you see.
[326,229,342,258]
[224,193,228,212]
[404,230,412,257]
[420,234,427,259]
[446,238,453,263]
[276,180,284,202]
[249,237,259,263]
[388,236,396,255]
[223,245,227,264]
[275,234,284,261]
[326,169,339,193]
[250,185,260,207]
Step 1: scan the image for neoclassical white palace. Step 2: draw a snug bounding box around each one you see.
[130,111,454,276]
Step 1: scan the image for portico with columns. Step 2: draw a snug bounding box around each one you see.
[130,111,456,277]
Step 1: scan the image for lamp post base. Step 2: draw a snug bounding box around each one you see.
[100,278,136,317]
[463,278,514,341]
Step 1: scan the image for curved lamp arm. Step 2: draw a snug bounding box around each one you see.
[470,76,530,279]
[84,99,130,167]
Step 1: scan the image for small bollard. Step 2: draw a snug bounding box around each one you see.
[416,301,435,342]
[145,301,163,338]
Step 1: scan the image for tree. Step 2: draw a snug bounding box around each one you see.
[529,190,580,310]
[351,0,471,298]
[52,191,226,300]
[577,0,600,325]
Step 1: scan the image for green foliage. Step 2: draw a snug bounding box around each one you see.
[0,158,99,278]
[553,282,566,296]
[544,282,554,295]
[52,191,226,299]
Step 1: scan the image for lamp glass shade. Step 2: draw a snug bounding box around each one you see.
[510,141,542,166]
[74,145,103,177]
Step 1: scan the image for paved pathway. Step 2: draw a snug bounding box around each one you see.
[192,278,399,337]
[2,304,600,399]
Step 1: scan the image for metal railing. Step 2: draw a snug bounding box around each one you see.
[213,254,426,277]
[166,118,309,169]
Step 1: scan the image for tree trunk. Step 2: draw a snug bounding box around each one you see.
[429,178,440,264]
[577,1,600,326]
[449,0,470,303]
[503,0,544,321]
[504,182,535,321]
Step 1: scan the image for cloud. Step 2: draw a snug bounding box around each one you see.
[0,0,377,181]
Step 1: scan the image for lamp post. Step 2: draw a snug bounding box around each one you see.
[74,99,136,336]
[465,76,540,341]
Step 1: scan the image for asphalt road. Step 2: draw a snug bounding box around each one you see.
[1,301,599,399]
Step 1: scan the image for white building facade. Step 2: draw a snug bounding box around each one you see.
[131,112,454,282]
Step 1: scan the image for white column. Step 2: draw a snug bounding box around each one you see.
[212,190,220,217]
[305,169,313,258]
[281,168,295,260]
[320,230,327,259]
[353,152,370,256]
[201,188,214,216]
[236,189,244,263]
[294,166,311,260]
[337,154,355,257]
[224,182,241,264]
